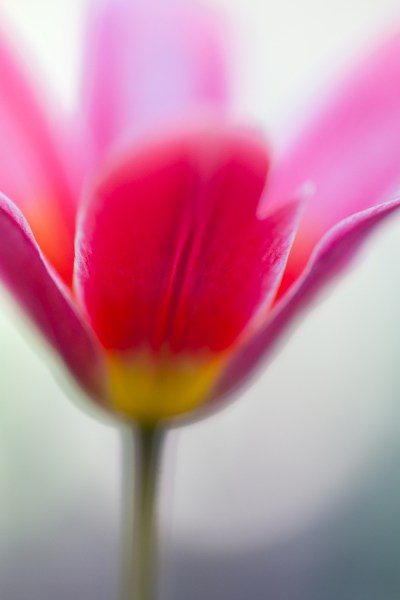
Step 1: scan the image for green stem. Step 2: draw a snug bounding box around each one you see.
[121,424,164,600]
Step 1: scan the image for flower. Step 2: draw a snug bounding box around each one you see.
[0,0,399,426]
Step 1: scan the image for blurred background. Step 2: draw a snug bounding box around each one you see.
[0,0,400,598]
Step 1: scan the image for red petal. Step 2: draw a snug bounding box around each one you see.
[75,126,300,356]
[0,194,104,399]
[211,197,400,403]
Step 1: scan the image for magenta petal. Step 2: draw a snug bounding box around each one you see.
[266,32,400,292]
[0,28,80,283]
[0,194,104,398]
[83,0,230,156]
[211,197,400,402]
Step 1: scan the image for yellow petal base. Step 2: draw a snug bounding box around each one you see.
[106,349,225,424]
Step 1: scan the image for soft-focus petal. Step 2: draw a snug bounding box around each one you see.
[0,194,105,399]
[83,0,230,157]
[75,126,277,354]
[266,32,400,296]
[0,26,79,284]
[211,197,400,403]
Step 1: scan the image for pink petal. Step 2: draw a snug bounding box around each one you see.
[211,197,400,403]
[266,32,400,296]
[82,0,231,157]
[0,194,105,399]
[75,126,301,356]
[0,26,79,284]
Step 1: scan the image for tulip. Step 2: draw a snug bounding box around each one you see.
[1,0,400,598]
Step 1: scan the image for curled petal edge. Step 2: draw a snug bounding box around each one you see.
[0,194,105,400]
[210,197,400,404]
